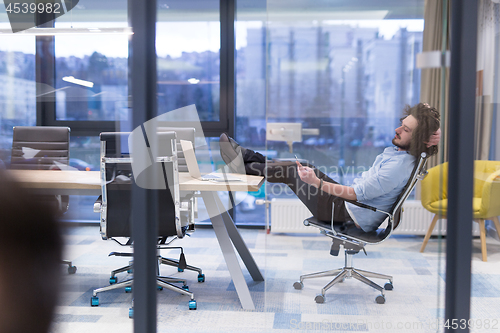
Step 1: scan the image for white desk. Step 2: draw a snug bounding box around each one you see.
[9,169,265,310]
[9,170,263,193]
[9,170,101,195]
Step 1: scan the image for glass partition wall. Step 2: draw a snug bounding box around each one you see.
[1,0,496,331]
[42,2,130,222]
[470,0,500,329]
[261,0,452,330]
[0,27,36,165]
[263,4,425,215]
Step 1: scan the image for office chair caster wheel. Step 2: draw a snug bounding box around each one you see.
[293,282,303,290]
[125,286,132,293]
[188,299,197,310]
[178,268,184,272]
[384,282,393,290]
[109,277,117,284]
[197,274,205,282]
[68,265,77,274]
[91,296,99,307]
[182,285,189,291]
[314,295,325,303]
[128,308,134,319]
[375,295,385,304]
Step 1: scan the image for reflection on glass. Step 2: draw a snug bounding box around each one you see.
[233,4,426,225]
[61,136,100,223]
[0,27,36,166]
[233,8,424,225]
[471,0,500,325]
[264,20,423,177]
[233,2,267,225]
[54,23,129,121]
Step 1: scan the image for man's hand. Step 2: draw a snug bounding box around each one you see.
[425,128,441,148]
[296,161,321,187]
[296,160,357,200]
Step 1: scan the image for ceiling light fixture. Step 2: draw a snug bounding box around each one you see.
[62,76,94,88]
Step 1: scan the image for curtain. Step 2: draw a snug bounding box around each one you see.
[475,0,498,161]
[420,0,450,168]
[415,0,450,200]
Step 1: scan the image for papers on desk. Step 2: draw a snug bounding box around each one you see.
[201,173,242,182]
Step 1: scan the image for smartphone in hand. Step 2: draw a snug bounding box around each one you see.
[295,155,302,168]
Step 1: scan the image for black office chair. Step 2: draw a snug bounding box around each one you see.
[158,127,197,230]
[293,153,428,304]
[10,126,77,274]
[91,131,203,313]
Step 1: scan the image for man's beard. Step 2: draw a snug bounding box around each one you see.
[392,138,410,151]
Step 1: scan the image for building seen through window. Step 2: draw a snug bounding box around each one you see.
[0,16,424,225]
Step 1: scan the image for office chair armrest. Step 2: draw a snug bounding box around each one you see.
[344,200,377,212]
[329,200,393,238]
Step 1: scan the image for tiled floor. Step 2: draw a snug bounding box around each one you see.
[51,225,500,333]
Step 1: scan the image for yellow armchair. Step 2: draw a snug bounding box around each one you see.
[420,161,500,261]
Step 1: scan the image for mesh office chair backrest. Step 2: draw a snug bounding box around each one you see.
[11,126,70,170]
[158,127,195,173]
[389,152,427,231]
[99,131,180,239]
[339,153,428,243]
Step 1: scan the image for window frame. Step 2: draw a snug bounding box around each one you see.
[37,0,236,138]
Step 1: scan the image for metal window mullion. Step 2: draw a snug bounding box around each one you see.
[220,0,235,137]
[129,0,158,331]
[445,1,478,331]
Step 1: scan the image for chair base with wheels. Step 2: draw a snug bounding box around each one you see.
[62,259,77,274]
[90,240,204,310]
[91,274,197,310]
[293,219,393,304]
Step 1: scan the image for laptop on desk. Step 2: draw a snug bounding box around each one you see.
[180,140,242,182]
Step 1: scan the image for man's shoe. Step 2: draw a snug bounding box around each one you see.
[219,133,246,173]
[219,133,246,163]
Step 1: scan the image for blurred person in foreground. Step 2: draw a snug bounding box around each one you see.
[0,170,62,333]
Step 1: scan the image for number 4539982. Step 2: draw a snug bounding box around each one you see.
[6,2,61,14]
[444,319,498,330]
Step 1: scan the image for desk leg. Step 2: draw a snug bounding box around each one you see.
[213,193,264,282]
[201,192,256,310]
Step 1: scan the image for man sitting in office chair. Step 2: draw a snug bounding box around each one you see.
[0,171,62,333]
[220,103,441,233]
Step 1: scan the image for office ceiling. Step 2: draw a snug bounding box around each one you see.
[53,0,424,22]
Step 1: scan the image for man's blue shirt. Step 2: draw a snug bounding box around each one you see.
[345,147,415,232]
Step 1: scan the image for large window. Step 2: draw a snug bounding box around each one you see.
[264,19,423,181]
[1,1,426,227]
[234,2,425,225]
[50,12,130,222]
[54,23,129,122]
[0,23,36,167]
[155,0,231,137]
[156,20,221,121]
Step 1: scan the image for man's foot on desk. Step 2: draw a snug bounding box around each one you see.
[219,133,246,173]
